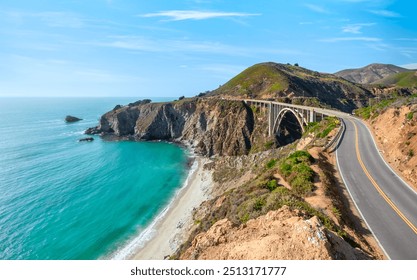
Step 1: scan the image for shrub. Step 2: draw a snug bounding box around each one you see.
[332,207,341,219]
[266,159,277,169]
[266,179,278,191]
[279,162,292,177]
[253,198,265,211]
[264,140,275,149]
[408,149,414,157]
[279,150,315,196]
[240,213,250,224]
[407,112,414,120]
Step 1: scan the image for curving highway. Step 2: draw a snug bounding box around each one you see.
[336,117,417,259]
[239,98,417,259]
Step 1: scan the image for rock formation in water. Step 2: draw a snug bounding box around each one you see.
[86,99,259,157]
[65,115,82,123]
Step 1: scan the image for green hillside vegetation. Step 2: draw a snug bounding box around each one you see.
[172,116,361,259]
[355,94,417,119]
[216,63,290,97]
[213,62,373,113]
[375,71,417,87]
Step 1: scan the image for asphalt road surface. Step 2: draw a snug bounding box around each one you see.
[336,117,417,259]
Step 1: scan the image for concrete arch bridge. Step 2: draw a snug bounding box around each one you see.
[243,99,335,137]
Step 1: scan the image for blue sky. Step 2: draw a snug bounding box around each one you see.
[0,0,416,97]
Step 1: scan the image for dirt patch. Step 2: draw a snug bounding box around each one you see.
[367,106,417,192]
[180,206,370,260]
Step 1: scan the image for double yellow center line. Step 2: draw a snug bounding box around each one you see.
[352,120,417,235]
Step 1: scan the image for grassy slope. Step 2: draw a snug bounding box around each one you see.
[355,94,417,119]
[375,71,417,87]
[215,63,290,97]
[212,62,372,112]
[174,117,355,258]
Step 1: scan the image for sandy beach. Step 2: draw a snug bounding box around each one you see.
[131,156,212,260]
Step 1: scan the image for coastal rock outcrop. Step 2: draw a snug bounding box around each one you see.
[86,99,258,156]
[65,115,82,123]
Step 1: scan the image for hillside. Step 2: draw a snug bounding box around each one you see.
[173,121,381,260]
[334,63,409,84]
[213,62,372,112]
[355,95,417,188]
[374,71,417,87]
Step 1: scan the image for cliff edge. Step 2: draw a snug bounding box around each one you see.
[86,98,267,156]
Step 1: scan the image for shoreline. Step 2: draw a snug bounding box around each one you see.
[126,156,212,260]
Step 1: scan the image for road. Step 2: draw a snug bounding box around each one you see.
[239,98,417,259]
[336,117,417,259]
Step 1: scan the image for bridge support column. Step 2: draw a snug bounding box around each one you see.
[310,110,316,123]
[268,102,273,137]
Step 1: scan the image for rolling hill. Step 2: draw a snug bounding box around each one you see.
[374,71,417,87]
[334,63,409,84]
[212,62,373,112]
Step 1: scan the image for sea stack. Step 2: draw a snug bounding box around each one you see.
[65,115,82,123]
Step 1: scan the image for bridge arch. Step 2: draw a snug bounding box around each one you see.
[272,107,305,136]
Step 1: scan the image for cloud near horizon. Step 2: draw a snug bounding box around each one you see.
[304,4,330,14]
[370,9,401,18]
[140,10,261,21]
[342,23,376,34]
[319,37,381,43]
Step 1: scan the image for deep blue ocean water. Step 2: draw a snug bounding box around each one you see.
[0,97,188,260]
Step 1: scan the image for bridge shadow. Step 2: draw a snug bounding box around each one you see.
[275,111,302,146]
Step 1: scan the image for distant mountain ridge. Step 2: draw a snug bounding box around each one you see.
[334,63,410,84]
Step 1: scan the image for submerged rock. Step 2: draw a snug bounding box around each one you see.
[65,115,82,123]
[79,137,94,142]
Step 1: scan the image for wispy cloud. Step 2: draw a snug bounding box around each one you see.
[200,64,246,77]
[319,37,381,43]
[396,38,417,42]
[93,35,304,58]
[141,10,260,21]
[342,23,375,34]
[365,42,390,51]
[8,11,85,28]
[370,10,401,17]
[398,47,417,58]
[341,0,381,2]
[304,4,330,14]
[401,63,417,70]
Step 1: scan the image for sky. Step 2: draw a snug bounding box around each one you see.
[0,0,416,97]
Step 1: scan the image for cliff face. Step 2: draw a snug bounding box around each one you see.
[87,99,260,157]
[180,206,370,260]
[368,102,417,188]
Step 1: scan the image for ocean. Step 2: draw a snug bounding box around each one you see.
[0,97,189,260]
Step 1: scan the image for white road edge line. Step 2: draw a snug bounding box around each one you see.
[358,118,417,197]
[335,120,391,260]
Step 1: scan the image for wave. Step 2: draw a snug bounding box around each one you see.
[59,130,85,136]
[107,157,198,260]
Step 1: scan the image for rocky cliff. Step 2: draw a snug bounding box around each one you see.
[364,96,417,188]
[87,98,266,157]
[180,206,370,260]
[86,62,381,157]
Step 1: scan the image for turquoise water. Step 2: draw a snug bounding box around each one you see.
[0,98,188,260]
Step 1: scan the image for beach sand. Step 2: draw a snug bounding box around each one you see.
[131,157,212,260]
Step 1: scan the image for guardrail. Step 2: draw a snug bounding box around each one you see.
[323,118,345,153]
